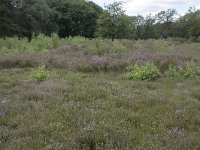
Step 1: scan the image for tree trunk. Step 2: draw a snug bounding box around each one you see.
[111,33,114,42]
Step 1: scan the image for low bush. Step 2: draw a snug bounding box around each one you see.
[31,33,60,51]
[30,64,48,82]
[167,62,200,79]
[125,63,160,81]
[66,36,90,45]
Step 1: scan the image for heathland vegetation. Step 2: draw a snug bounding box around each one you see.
[1,35,200,149]
[0,0,200,149]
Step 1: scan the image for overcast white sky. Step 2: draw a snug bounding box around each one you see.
[90,0,200,16]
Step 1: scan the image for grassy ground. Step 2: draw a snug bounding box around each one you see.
[0,39,200,149]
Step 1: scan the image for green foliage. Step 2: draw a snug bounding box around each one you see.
[167,62,200,79]
[51,0,103,38]
[126,63,160,80]
[176,8,200,41]
[31,33,60,51]
[66,36,90,45]
[30,64,48,82]
[0,0,102,38]
[0,0,21,37]
[112,40,125,53]
[0,33,61,54]
[95,1,133,40]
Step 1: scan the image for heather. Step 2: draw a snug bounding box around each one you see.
[0,38,200,149]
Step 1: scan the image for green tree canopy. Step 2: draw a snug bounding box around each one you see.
[96,1,132,40]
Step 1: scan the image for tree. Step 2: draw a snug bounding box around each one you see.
[176,7,200,40]
[155,9,178,38]
[0,0,21,37]
[132,15,145,39]
[51,0,102,38]
[143,14,156,39]
[18,0,58,38]
[96,1,132,41]
[0,0,103,38]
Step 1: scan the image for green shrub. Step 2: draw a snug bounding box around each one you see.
[0,33,61,54]
[31,33,61,51]
[167,62,200,79]
[30,64,48,82]
[67,36,90,45]
[112,40,125,53]
[125,63,161,81]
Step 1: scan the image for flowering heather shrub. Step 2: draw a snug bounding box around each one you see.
[125,63,161,81]
[0,38,193,73]
[127,51,192,72]
[0,50,192,72]
[167,62,200,79]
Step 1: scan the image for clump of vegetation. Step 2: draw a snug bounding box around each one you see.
[0,34,61,54]
[126,63,161,80]
[31,33,60,51]
[112,40,125,53]
[66,36,90,45]
[30,64,48,82]
[167,62,200,79]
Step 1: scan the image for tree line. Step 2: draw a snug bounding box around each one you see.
[0,0,200,41]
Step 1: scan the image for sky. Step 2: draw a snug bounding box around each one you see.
[90,0,200,16]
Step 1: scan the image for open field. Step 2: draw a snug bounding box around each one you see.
[0,38,200,149]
